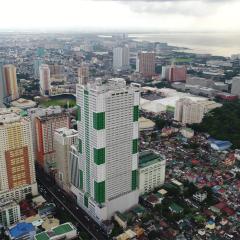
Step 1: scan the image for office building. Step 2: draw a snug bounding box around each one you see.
[39,64,51,96]
[0,108,38,201]
[78,66,89,85]
[231,76,240,97]
[139,151,166,195]
[0,198,21,227]
[136,52,155,77]
[70,78,140,221]
[113,46,130,71]
[35,110,69,171]
[3,64,19,101]
[54,128,78,192]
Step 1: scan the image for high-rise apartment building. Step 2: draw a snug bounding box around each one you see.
[35,110,69,171]
[78,66,89,85]
[3,64,19,101]
[27,106,63,161]
[113,46,130,71]
[39,64,51,96]
[34,59,43,79]
[174,98,205,124]
[0,108,38,201]
[175,98,222,124]
[169,65,187,82]
[54,128,78,192]
[136,52,155,77]
[70,78,140,221]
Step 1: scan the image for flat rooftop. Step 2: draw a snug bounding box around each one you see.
[139,151,165,168]
[34,223,75,240]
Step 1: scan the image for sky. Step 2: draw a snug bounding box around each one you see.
[0,0,240,32]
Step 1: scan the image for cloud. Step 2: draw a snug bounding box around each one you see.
[104,0,232,17]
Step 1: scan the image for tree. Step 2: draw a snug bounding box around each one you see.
[184,182,198,197]
[191,101,240,148]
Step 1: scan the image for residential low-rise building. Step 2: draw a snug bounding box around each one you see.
[8,222,36,240]
[139,151,166,194]
[114,211,128,230]
[193,191,207,202]
[116,229,137,240]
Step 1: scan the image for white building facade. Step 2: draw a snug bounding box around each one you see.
[139,151,166,195]
[54,128,78,192]
[231,76,240,97]
[113,46,130,71]
[174,98,205,124]
[0,199,21,227]
[39,64,51,96]
[70,78,140,222]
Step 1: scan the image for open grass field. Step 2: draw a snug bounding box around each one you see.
[175,58,193,63]
[39,95,76,108]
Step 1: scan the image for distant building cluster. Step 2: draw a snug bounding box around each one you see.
[1,33,240,240]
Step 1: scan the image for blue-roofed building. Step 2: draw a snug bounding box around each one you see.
[208,138,232,151]
[8,222,36,240]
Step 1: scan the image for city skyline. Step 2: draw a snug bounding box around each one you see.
[0,0,240,32]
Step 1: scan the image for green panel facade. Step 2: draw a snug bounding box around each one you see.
[77,105,81,121]
[94,181,105,204]
[79,170,83,190]
[84,91,91,193]
[132,170,138,190]
[94,148,105,165]
[84,194,89,208]
[132,139,138,154]
[93,112,105,130]
[78,139,82,154]
[133,105,139,122]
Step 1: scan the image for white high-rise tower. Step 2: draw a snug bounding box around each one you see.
[113,46,130,71]
[70,78,140,221]
[39,64,51,96]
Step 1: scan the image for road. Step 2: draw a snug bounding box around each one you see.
[36,166,107,240]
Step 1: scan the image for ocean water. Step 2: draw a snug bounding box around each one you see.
[129,32,240,57]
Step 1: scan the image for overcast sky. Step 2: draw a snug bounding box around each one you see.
[0,0,240,32]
